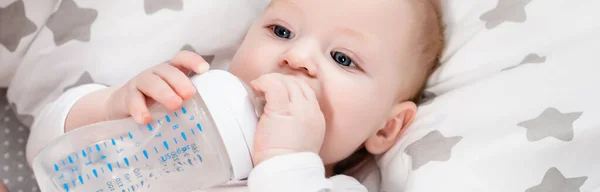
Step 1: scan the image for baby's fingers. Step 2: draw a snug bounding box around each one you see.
[251,74,290,113]
[136,73,183,111]
[152,64,197,100]
[126,88,151,124]
[171,50,210,75]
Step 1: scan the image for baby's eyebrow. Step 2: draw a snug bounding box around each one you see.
[337,28,368,44]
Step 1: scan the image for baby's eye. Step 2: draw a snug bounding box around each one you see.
[331,51,354,67]
[272,25,294,39]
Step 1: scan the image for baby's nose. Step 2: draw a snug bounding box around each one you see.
[279,41,319,77]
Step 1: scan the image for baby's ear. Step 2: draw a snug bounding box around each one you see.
[364,101,417,155]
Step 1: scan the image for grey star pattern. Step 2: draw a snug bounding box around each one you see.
[46,0,98,46]
[480,0,534,29]
[0,89,39,191]
[503,53,547,71]
[526,167,587,192]
[405,130,462,170]
[144,0,183,15]
[0,0,37,52]
[517,107,582,142]
[63,71,96,92]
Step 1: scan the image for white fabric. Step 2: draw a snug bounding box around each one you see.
[0,0,59,87]
[379,0,600,191]
[248,152,367,192]
[25,83,105,165]
[6,0,269,124]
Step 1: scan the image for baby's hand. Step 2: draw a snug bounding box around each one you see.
[106,51,210,124]
[250,73,326,165]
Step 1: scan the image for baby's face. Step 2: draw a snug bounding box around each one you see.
[230,0,418,165]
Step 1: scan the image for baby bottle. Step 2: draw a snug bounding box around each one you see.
[31,70,263,192]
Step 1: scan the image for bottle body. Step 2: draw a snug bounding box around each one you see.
[32,70,259,192]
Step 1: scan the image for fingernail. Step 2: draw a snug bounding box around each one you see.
[196,63,209,73]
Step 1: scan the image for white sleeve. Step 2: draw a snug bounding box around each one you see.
[25,84,107,166]
[248,152,367,192]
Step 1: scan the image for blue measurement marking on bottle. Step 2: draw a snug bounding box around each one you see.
[128,132,133,139]
[181,132,187,141]
[93,169,98,178]
[111,138,116,146]
[197,123,202,132]
[188,159,193,166]
[174,111,179,117]
[197,154,203,162]
[143,150,149,159]
[101,167,105,173]
[62,160,66,165]
[107,163,113,172]
[63,183,69,192]
[166,115,171,122]
[104,142,108,148]
[157,120,162,125]
[154,147,158,153]
[96,144,101,152]
[181,107,187,114]
[72,180,76,187]
[82,150,87,157]
[68,156,73,163]
[117,162,121,168]
[163,141,169,150]
[124,158,130,166]
[86,174,90,180]
[76,153,79,160]
[120,136,124,141]
[54,164,59,171]
[134,155,139,162]
[191,128,195,135]
[78,175,84,184]
[147,124,153,131]
[173,138,178,144]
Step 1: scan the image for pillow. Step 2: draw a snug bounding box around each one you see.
[6,0,269,127]
[379,0,600,191]
[0,0,57,87]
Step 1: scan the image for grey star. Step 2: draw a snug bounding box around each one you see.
[418,91,437,106]
[46,0,98,46]
[519,53,547,65]
[63,71,96,92]
[405,130,462,170]
[0,0,37,52]
[480,0,534,29]
[526,167,587,192]
[503,53,547,71]
[518,108,582,142]
[144,0,183,15]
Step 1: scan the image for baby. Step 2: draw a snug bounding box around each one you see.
[61,0,444,191]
